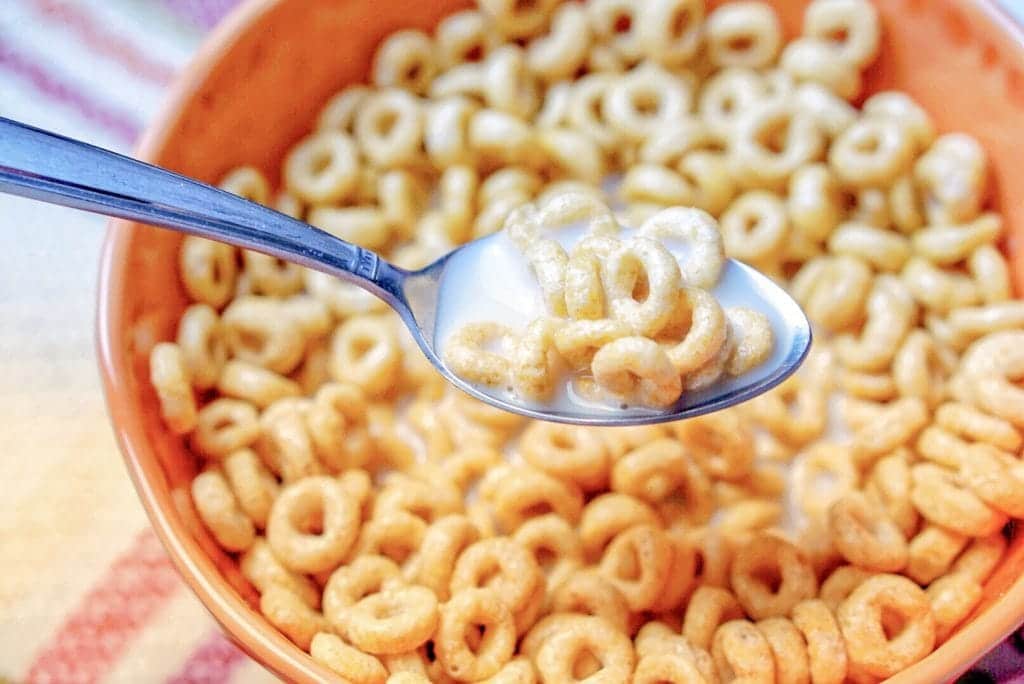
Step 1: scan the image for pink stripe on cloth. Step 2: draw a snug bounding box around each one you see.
[24,530,182,684]
[30,0,176,84]
[160,0,240,30]
[165,631,248,684]
[0,33,141,144]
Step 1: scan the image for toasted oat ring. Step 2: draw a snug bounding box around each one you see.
[711,619,774,684]
[661,287,728,375]
[756,617,809,684]
[829,491,909,572]
[598,524,673,612]
[346,584,439,655]
[550,570,630,634]
[323,555,403,636]
[633,653,707,684]
[405,514,481,601]
[837,574,936,679]
[639,206,726,290]
[591,336,683,408]
[579,493,661,561]
[730,533,817,619]
[535,615,635,683]
[450,538,543,622]
[266,475,360,574]
[513,514,584,591]
[792,599,848,684]
[437,588,516,681]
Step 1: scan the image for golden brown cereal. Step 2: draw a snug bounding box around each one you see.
[266,476,361,574]
[217,359,301,408]
[550,570,629,634]
[437,588,516,680]
[611,438,712,523]
[451,537,543,631]
[179,236,237,309]
[598,523,673,612]
[670,408,753,480]
[311,632,388,684]
[837,574,936,679]
[591,336,683,408]
[711,619,775,684]
[347,584,440,655]
[222,448,279,529]
[241,539,320,609]
[792,599,848,684]
[757,617,810,684]
[150,342,198,434]
[284,130,359,204]
[705,2,781,69]
[512,514,583,591]
[176,303,228,391]
[192,469,256,552]
[578,492,660,561]
[730,533,817,619]
[260,584,330,651]
[683,586,745,651]
[535,615,635,683]
[829,491,908,572]
[323,555,402,634]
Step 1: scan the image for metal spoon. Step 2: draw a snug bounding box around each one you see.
[0,117,810,426]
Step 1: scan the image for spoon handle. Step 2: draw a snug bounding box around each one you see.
[0,117,407,307]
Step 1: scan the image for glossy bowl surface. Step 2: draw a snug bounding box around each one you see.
[98,0,1024,681]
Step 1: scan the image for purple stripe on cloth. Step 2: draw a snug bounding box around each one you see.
[159,0,240,30]
[165,631,247,684]
[0,33,140,143]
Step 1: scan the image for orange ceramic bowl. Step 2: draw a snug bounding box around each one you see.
[98,0,1024,681]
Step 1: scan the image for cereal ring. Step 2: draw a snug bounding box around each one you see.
[535,615,635,683]
[150,342,197,434]
[829,491,908,572]
[323,555,402,635]
[260,585,329,651]
[284,130,358,204]
[513,514,583,591]
[192,469,255,552]
[711,620,775,684]
[757,617,810,684]
[611,438,713,523]
[730,533,817,619]
[725,307,774,375]
[451,538,543,628]
[266,476,360,574]
[436,587,517,680]
[792,599,848,684]
[592,336,683,408]
[521,421,611,492]
[837,574,936,679]
[705,1,782,69]
[550,570,630,634]
[598,524,673,612]
[310,632,388,684]
[579,492,660,561]
[639,206,726,290]
[347,584,439,655]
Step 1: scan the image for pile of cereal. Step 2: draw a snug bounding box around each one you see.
[443,193,774,408]
[149,0,1024,681]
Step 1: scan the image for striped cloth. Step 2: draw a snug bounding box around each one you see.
[0,1,1023,682]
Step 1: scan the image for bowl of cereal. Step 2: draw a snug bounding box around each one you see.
[98,0,1024,681]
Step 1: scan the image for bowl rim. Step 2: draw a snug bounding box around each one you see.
[96,0,1024,681]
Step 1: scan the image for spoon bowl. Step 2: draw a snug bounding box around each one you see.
[0,116,809,425]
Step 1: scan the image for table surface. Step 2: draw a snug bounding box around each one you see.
[1,1,1023,683]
